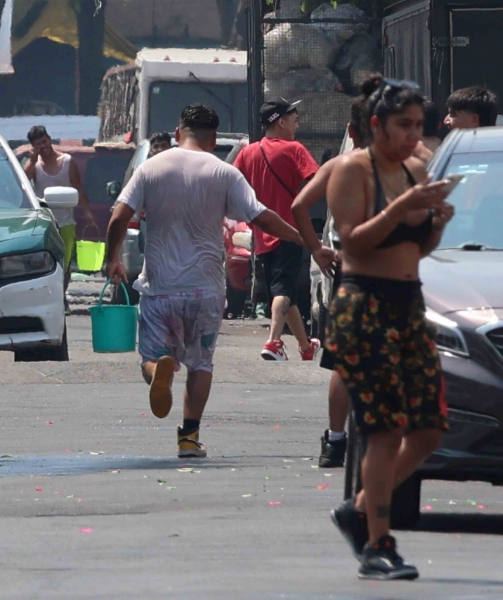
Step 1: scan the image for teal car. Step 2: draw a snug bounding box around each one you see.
[0,138,78,361]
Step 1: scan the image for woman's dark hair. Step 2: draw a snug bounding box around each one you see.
[180,103,220,131]
[423,101,441,137]
[366,76,426,134]
[349,74,383,144]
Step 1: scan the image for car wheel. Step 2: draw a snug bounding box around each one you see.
[14,322,69,362]
[112,280,140,306]
[390,473,422,528]
[225,279,247,319]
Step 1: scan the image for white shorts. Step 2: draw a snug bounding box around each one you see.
[138,291,225,373]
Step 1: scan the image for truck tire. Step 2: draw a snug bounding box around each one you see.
[390,473,422,529]
[224,279,247,319]
[14,323,69,362]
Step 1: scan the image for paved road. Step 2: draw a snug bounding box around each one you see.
[0,317,502,599]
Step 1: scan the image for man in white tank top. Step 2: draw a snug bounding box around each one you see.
[23,126,95,303]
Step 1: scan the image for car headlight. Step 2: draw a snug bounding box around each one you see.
[0,251,56,280]
[231,231,252,251]
[425,308,469,357]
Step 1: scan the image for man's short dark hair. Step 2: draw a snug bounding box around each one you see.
[27,125,49,144]
[149,131,172,145]
[423,101,441,137]
[447,86,499,127]
[180,104,219,131]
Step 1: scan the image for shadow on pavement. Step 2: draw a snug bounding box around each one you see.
[399,512,503,535]
[0,454,258,477]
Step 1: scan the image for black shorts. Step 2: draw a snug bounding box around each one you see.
[258,241,303,306]
[325,275,448,436]
[320,266,342,371]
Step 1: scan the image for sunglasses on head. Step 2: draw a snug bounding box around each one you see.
[382,78,421,90]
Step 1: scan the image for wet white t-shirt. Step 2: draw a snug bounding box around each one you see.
[118,147,266,297]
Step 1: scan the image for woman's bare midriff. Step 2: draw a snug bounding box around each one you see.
[342,241,422,281]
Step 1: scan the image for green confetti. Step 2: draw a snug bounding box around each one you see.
[0,454,12,458]
[65,495,74,499]
[157,479,167,486]
[467,500,477,506]
[264,475,269,480]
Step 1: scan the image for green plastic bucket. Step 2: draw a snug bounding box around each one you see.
[76,225,106,272]
[89,279,138,353]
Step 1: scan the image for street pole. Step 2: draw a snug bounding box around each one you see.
[247,0,263,142]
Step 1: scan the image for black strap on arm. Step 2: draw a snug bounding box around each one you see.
[259,141,295,198]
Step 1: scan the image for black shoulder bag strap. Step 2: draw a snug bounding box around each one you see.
[259,141,295,198]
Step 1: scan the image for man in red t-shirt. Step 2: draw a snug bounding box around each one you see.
[234,97,320,361]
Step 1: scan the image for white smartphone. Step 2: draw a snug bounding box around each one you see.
[442,173,464,193]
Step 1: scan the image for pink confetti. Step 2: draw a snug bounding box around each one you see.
[35,487,42,492]
[274,425,281,430]
[423,505,433,511]
[140,412,147,417]
[317,483,330,490]
[477,504,485,509]
[77,498,83,503]
[268,501,281,506]
[205,424,211,428]
[45,421,54,425]
[79,528,92,534]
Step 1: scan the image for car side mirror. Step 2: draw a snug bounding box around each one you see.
[107,180,122,200]
[43,186,78,209]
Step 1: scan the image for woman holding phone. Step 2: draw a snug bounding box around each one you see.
[325,79,454,580]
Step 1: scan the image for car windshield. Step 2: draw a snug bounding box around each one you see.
[0,150,31,210]
[439,152,503,249]
[84,154,131,204]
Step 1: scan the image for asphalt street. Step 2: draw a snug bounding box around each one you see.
[0,311,502,599]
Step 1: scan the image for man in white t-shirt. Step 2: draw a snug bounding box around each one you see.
[106,104,303,458]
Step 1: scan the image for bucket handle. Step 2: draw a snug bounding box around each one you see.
[98,278,130,307]
[81,223,101,239]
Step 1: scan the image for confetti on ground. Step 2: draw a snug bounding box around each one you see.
[324,474,332,477]
[242,494,251,498]
[449,500,457,505]
[66,495,74,499]
[0,455,12,458]
[317,483,330,490]
[35,487,42,492]
[301,458,313,461]
[274,425,281,430]
[77,498,83,503]
[45,421,54,425]
[165,486,176,490]
[177,468,194,473]
[467,500,477,506]
[268,501,281,506]
[311,465,319,469]
[140,412,147,417]
[283,459,294,463]
[90,451,104,456]
[111,470,121,474]
[157,479,167,486]
[79,528,92,534]
[264,476,270,480]
[477,504,485,509]
[423,505,433,511]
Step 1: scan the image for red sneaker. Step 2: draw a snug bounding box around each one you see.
[299,338,321,361]
[261,339,288,361]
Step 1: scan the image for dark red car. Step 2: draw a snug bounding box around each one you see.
[15,142,134,241]
[223,218,252,317]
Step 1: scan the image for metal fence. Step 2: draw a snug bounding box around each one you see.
[247,1,382,161]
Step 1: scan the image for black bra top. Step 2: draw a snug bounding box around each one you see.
[370,153,433,249]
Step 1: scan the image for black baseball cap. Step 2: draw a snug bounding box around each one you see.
[260,97,302,126]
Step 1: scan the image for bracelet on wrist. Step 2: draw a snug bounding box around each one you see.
[381,208,395,227]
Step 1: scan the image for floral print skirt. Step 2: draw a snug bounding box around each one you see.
[325,275,448,436]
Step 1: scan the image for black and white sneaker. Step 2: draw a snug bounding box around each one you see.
[319,430,346,468]
[331,499,368,560]
[358,535,419,581]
